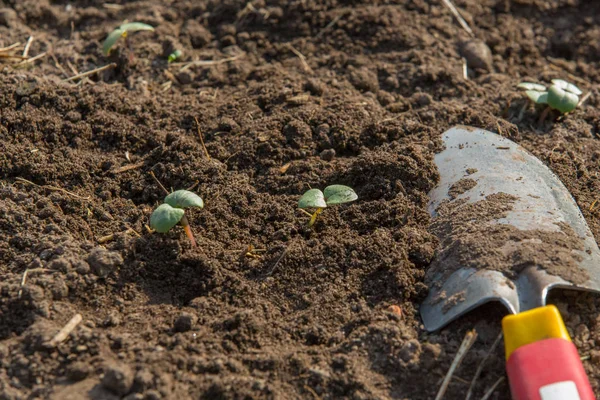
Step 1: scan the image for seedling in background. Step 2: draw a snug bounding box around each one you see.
[103,22,154,56]
[150,190,203,247]
[517,80,582,123]
[168,50,182,63]
[298,185,358,227]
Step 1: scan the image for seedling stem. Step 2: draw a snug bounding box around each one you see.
[180,215,197,247]
[308,208,324,227]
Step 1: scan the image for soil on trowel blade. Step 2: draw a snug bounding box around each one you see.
[428,192,590,285]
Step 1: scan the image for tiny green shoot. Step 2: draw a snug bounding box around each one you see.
[298,185,358,227]
[150,190,204,246]
[517,79,582,122]
[168,49,182,63]
[103,22,154,56]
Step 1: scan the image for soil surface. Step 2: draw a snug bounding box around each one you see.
[1,0,600,399]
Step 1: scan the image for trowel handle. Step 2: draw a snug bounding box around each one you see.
[502,305,595,400]
[505,338,594,400]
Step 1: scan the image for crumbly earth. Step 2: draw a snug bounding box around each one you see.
[1,1,600,399]
[429,193,589,284]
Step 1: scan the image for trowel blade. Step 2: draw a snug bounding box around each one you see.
[421,126,600,332]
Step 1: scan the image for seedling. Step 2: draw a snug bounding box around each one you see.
[298,185,357,227]
[168,50,182,63]
[150,190,203,247]
[103,22,154,56]
[517,80,582,122]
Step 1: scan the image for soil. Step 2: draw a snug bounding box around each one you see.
[428,193,589,284]
[1,1,600,399]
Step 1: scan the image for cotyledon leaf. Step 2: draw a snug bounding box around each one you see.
[525,90,548,104]
[150,204,185,233]
[551,79,582,95]
[103,28,125,55]
[517,82,546,92]
[324,185,358,205]
[119,22,155,33]
[298,189,327,209]
[164,190,204,209]
[103,22,154,55]
[547,85,579,114]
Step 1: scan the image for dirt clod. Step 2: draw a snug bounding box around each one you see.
[101,364,134,396]
[86,248,123,277]
[173,312,197,332]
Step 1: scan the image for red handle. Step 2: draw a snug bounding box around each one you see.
[506,337,594,400]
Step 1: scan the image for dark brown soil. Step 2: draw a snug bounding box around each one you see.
[429,193,589,284]
[1,1,600,399]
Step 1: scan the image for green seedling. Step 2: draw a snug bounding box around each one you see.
[298,185,357,227]
[103,22,154,56]
[168,49,182,63]
[517,80,582,122]
[150,190,203,247]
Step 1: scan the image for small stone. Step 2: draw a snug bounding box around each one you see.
[87,248,123,277]
[320,149,335,161]
[174,312,197,332]
[459,39,493,71]
[101,364,134,396]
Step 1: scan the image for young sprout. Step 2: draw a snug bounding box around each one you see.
[168,50,182,63]
[298,185,358,227]
[103,22,155,56]
[150,190,203,247]
[516,79,582,122]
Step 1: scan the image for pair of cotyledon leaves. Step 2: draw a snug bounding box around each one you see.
[150,190,204,233]
[298,185,358,209]
[518,79,582,114]
[103,22,154,56]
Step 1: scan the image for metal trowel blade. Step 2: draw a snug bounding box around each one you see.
[421,126,600,332]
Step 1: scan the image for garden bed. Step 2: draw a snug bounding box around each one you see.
[1,0,600,398]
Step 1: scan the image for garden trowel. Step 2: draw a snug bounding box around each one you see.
[421,126,600,399]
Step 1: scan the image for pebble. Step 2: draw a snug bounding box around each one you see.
[459,39,493,71]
